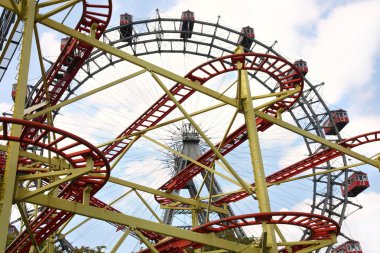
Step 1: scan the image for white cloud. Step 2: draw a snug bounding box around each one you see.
[40,32,61,61]
[304,0,380,104]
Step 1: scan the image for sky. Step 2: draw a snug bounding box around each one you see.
[1,0,380,252]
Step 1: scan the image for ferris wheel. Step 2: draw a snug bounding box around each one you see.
[0,1,378,253]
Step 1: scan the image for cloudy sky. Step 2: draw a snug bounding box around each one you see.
[1,0,380,252]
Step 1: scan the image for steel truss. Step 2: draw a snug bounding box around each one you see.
[0,1,378,253]
[43,14,366,247]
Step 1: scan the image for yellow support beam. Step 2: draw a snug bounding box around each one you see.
[37,0,81,21]
[17,203,41,253]
[110,228,131,253]
[141,134,241,188]
[19,191,257,252]
[0,0,20,15]
[151,72,253,194]
[255,111,379,169]
[109,176,229,214]
[39,17,237,107]
[0,144,72,169]
[236,46,277,252]
[0,0,36,250]
[14,166,93,202]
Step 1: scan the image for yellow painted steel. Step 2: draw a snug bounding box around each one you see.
[255,111,380,169]
[26,69,146,120]
[0,0,36,250]
[37,0,81,21]
[235,46,278,252]
[0,0,20,15]
[110,228,131,253]
[134,190,163,223]
[0,17,21,64]
[151,72,253,193]
[18,191,258,252]
[141,134,242,188]
[109,176,229,214]
[0,2,349,251]
[17,203,41,253]
[39,17,237,107]
[14,166,93,202]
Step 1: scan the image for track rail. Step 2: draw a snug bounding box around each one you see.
[23,1,112,145]
[139,212,339,253]
[102,52,303,162]
[4,1,112,252]
[0,118,110,252]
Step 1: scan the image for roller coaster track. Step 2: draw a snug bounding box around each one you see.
[139,212,340,253]
[1,117,110,252]
[2,2,376,251]
[4,1,112,252]
[101,52,304,162]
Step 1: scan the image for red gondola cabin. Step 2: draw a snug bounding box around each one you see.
[331,240,362,253]
[238,26,255,52]
[323,110,349,135]
[341,172,369,197]
[180,10,194,39]
[294,60,308,76]
[120,13,133,41]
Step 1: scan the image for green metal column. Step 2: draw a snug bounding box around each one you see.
[236,47,278,252]
[0,0,36,250]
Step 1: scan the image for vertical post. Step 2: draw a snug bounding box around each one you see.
[0,0,36,250]
[235,47,278,252]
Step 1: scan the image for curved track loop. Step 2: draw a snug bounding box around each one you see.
[102,52,304,162]
[1,118,110,252]
[139,212,339,253]
[0,117,109,188]
[5,1,112,252]
[152,53,303,205]
[23,1,112,144]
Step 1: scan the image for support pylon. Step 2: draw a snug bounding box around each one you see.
[163,123,247,238]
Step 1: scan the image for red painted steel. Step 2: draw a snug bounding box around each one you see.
[5,1,112,251]
[21,1,112,146]
[157,130,379,208]
[139,212,339,253]
[102,52,304,162]
[0,118,110,252]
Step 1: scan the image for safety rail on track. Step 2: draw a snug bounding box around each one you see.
[0,117,110,252]
[151,53,303,205]
[139,212,339,253]
[102,52,304,162]
[23,1,112,146]
[5,1,112,252]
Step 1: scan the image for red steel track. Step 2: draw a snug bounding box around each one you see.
[22,0,112,145]
[1,117,110,252]
[4,1,112,252]
[212,130,380,206]
[2,1,376,250]
[139,212,340,253]
[101,52,304,162]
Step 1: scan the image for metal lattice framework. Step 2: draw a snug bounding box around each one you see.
[0,1,379,253]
